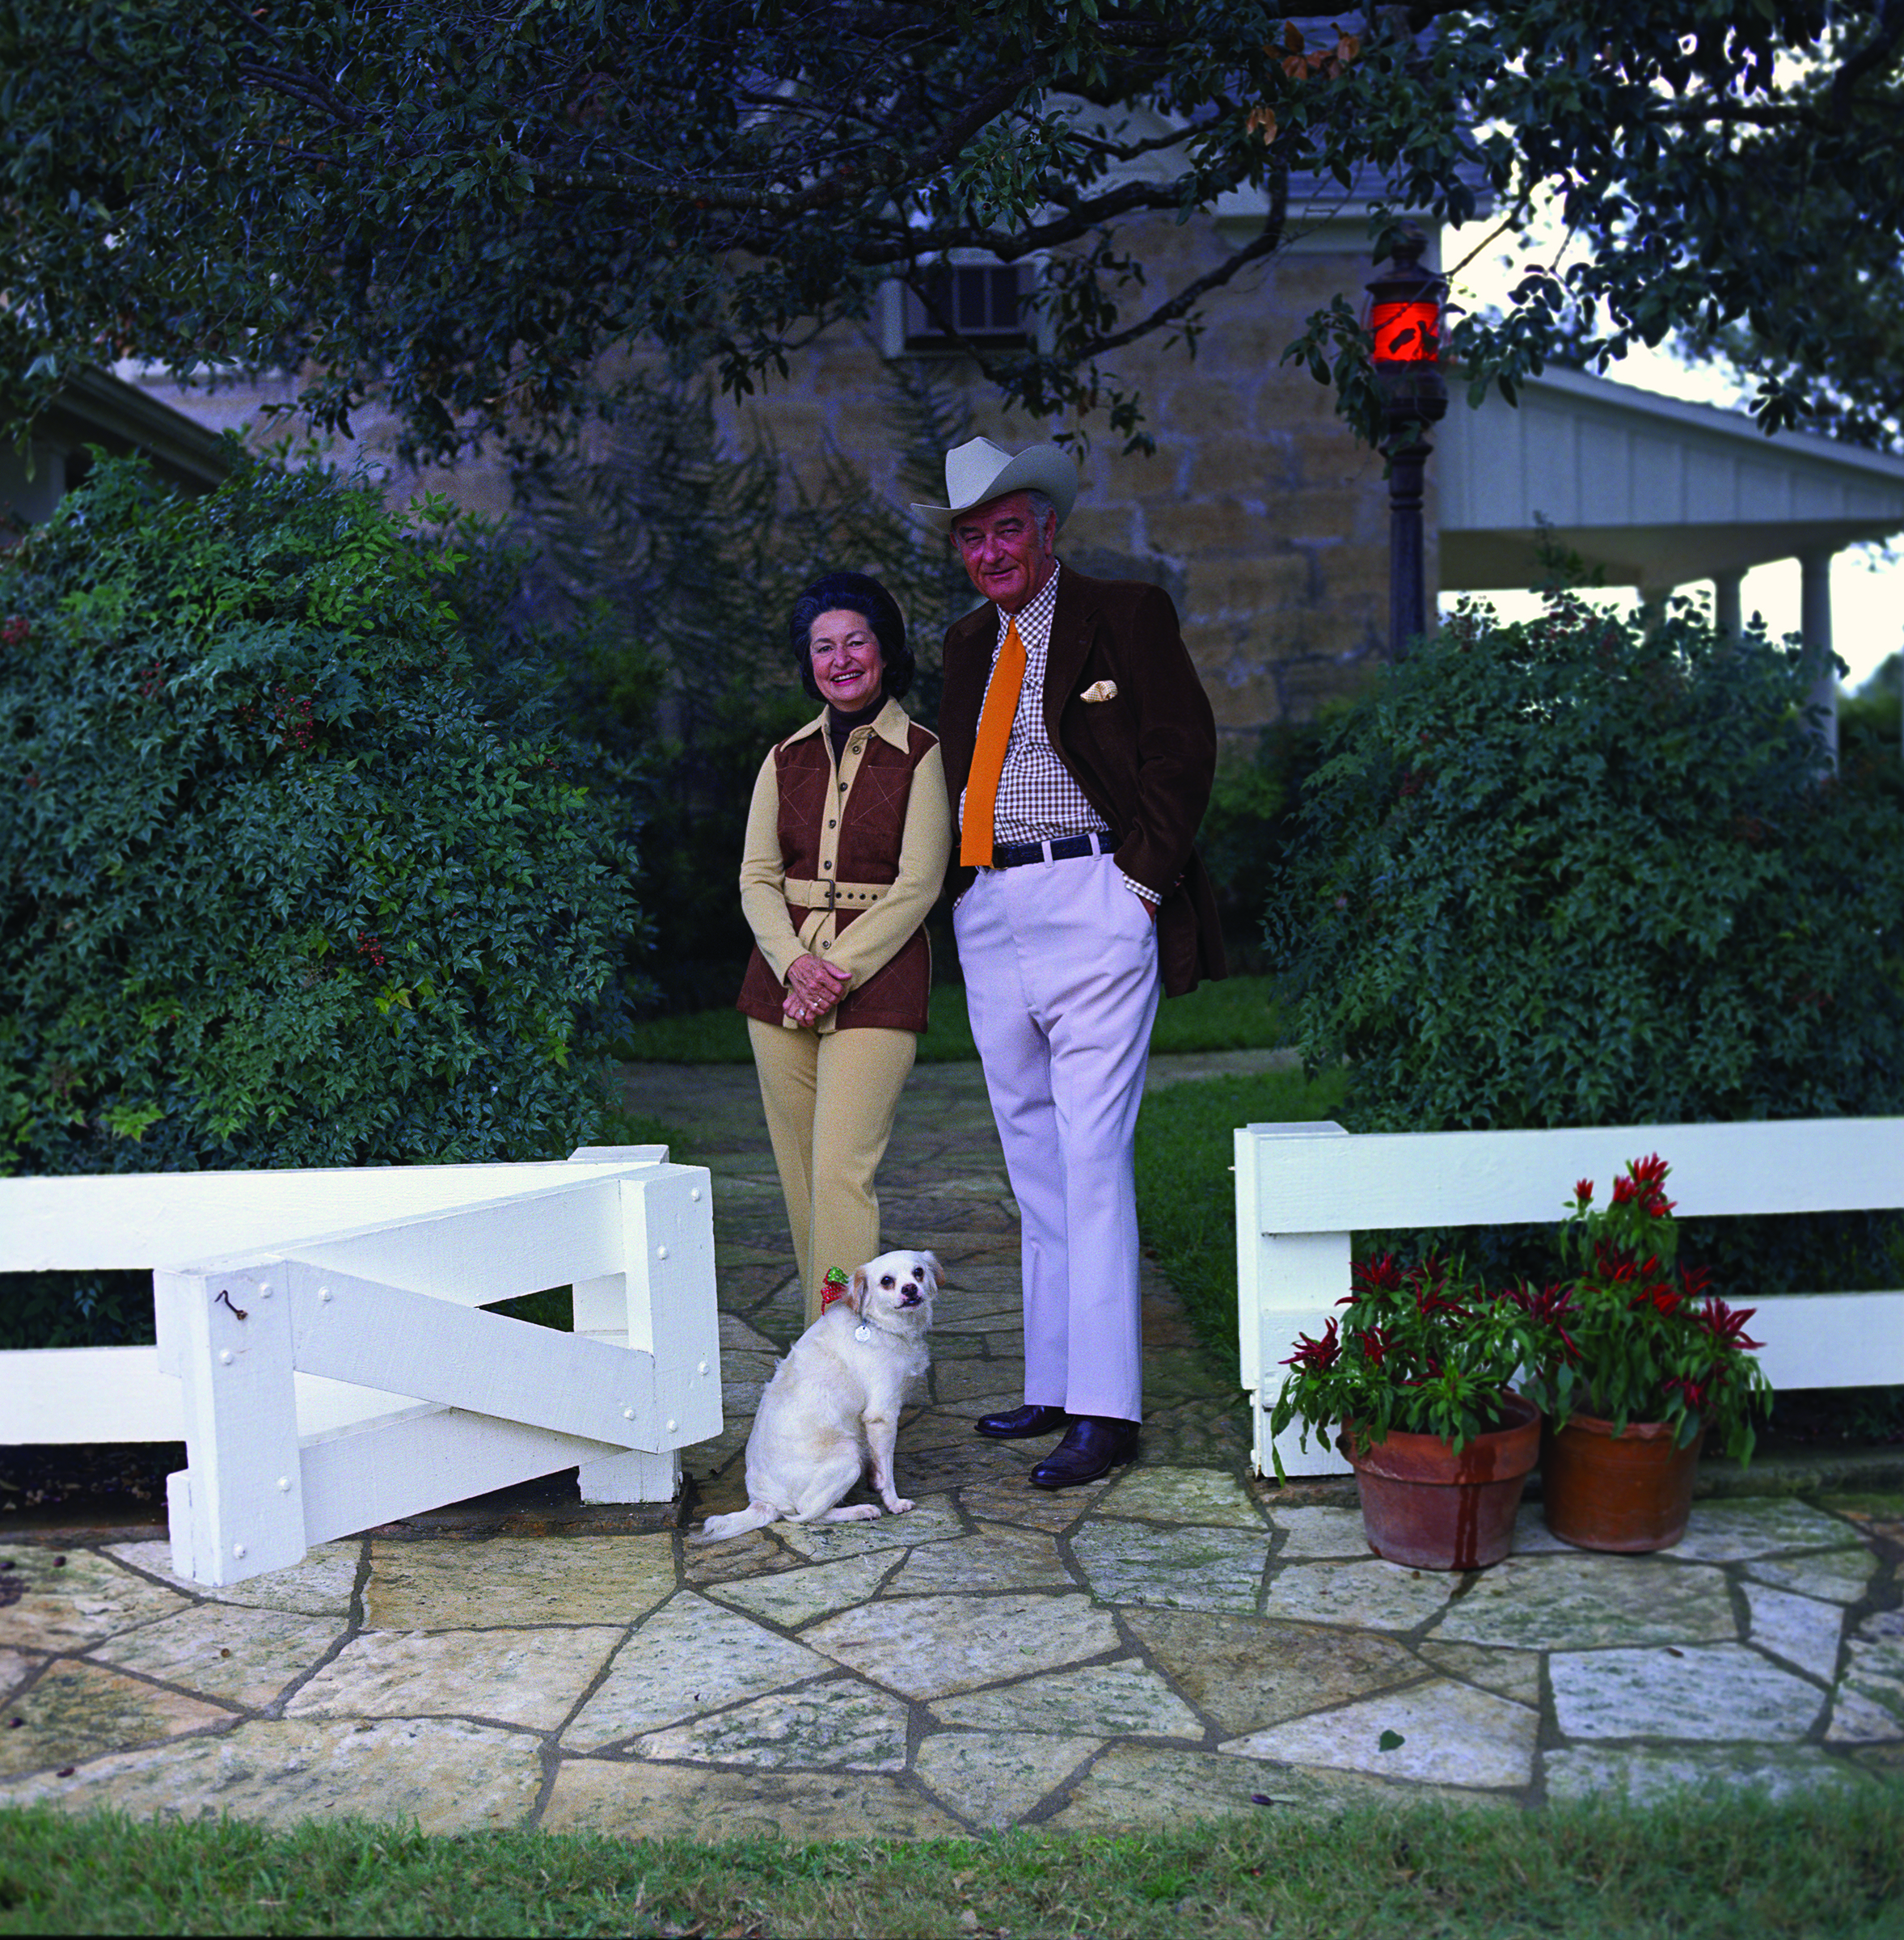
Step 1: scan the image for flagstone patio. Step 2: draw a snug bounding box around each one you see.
[2,1057,1899,1837]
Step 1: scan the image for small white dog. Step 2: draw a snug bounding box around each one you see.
[695,1250,940,1543]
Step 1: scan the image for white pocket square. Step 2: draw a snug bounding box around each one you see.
[1081,679,1118,702]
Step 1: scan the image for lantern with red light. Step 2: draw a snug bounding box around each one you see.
[1364,228,1449,661]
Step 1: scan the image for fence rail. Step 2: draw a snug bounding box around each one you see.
[0,1145,721,1584]
[1234,1117,1904,1478]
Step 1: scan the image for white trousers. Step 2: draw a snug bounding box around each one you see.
[953,850,1160,1423]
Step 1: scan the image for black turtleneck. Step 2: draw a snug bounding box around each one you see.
[826,695,884,770]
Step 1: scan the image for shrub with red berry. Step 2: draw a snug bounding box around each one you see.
[0,453,645,1190]
[1515,1154,1775,1462]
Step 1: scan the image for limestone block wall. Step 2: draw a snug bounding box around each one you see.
[129,217,1430,738]
[715,217,1436,740]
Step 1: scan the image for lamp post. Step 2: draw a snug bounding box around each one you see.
[1366,230,1448,662]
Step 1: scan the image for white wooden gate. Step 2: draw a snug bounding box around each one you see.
[1235,1118,1904,1478]
[0,1145,721,1584]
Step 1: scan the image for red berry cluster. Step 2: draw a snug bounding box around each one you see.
[271,685,315,752]
[1,616,31,647]
[356,931,387,969]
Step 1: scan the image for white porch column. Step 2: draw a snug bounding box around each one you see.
[1799,547,1840,771]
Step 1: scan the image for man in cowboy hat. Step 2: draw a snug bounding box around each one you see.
[914,436,1225,1487]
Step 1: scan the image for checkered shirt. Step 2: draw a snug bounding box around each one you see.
[960,563,1158,905]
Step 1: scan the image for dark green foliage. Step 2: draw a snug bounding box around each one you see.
[11,2,1904,461]
[1196,718,1344,974]
[1134,1065,1350,1381]
[1270,596,1904,1129]
[1268,595,1904,1298]
[0,453,642,1187]
[0,1271,150,1352]
[1841,675,1903,789]
[526,370,973,1013]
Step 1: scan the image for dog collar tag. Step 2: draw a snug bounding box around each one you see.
[855,1322,872,1342]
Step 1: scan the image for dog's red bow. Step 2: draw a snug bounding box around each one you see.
[819,1267,851,1311]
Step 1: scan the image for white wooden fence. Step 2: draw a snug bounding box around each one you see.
[0,1145,721,1584]
[1235,1118,1904,1478]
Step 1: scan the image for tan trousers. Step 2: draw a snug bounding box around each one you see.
[746,1018,918,1323]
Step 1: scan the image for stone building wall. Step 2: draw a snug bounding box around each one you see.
[132,216,1425,739]
[712,217,1429,742]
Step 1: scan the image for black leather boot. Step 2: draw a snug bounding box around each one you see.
[1029,1415,1140,1487]
[973,1403,1070,1440]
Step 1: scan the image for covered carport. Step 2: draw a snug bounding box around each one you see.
[1437,364,1904,760]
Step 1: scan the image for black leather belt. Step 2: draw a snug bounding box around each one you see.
[991,832,1117,870]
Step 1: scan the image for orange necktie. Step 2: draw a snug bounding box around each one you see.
[960,618,1027,867]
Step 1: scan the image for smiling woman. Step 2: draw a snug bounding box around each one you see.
[736,571,952,1323]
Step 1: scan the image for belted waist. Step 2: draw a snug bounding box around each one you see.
[989,831,1118,871]
[783,875,893,910]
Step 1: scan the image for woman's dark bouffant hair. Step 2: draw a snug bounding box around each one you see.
[788,571,914,705]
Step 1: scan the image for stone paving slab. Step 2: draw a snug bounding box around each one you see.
[543,1759,966,1841]
[1742,1582,1846,1683]
[632,1675,910,1772]
[1544,1743,1878,1804]
[2,1549,193,1652]
[89,1603,344,1709]
[3,1717,546,1832]
[564,1595,830,1748]
[288,1626,622,1731]
[1221,1676,1539,1790]
[915,1730,1102,1827]
[363,1534,675,1630]
[2,1056,1900,1837]
[1549,1642,1828,1743]
[803,1592,1121,1701]
[1432,1554,1740,1651]
[0,1660,232,1778]
[928,1660,1202,1740]
[1121,1609,1425,1733]
[106,1541,361,1620]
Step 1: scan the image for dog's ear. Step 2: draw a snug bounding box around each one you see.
[850,1264,870,1315]
[922,1250,944,1293]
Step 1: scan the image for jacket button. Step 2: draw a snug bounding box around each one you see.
[829,819,836,828]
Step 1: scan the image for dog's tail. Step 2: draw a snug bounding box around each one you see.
[690,1502,779,1546]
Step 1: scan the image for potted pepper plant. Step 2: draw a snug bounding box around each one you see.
[1516,1154,1775,1552]
[1269,1252,1541,1571]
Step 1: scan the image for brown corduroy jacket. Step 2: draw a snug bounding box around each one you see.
[940,567,1226,997]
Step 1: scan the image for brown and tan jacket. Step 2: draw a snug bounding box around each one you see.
[939,568,1226,997]
[737,699,950,1034]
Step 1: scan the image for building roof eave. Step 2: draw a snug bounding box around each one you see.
[36,365,234,494]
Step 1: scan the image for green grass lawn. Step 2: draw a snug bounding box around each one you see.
[1134,1063,1349,1385]
[615,974,1286,1065]
[2,1791,1897,1937]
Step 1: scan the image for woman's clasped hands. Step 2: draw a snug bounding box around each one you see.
[783,951,851,1026]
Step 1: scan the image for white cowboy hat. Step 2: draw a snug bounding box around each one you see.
[910,436,1078,531]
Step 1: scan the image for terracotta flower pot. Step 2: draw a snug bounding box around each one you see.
[1540,1411,1704,1553]
[1338,1393,1541,1571]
